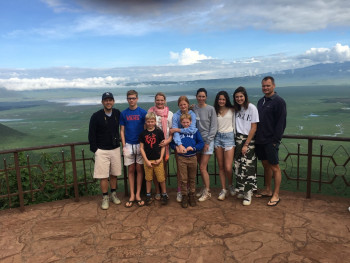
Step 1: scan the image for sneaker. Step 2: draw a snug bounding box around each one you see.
[242,191,252,206]
[161,194,169,205]
[176,192,182,203]
[228,185,236,196]
[188,193,196,207]
[217,189,228,201]
[181,195,188,208]
[110,192,121,205]
[196,187,205,198]
[145,195,153,206]
[198,189,211,202]
[237,193,244,199]
[101,195,109,210]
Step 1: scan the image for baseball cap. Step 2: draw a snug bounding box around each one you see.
[102,92,114,100]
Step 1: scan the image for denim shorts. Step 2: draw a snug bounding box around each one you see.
[201,140,215,155]
[214,132,235,151]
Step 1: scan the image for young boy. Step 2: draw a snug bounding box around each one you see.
[120,90,147,207]
[171,113,204,208]
[139,112,169,205]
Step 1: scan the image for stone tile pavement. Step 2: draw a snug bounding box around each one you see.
[0,189,349,263]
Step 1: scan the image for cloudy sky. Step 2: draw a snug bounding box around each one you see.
[1,0,350,90]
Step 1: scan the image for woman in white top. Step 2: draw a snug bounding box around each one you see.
[213,91,236,201]
[148,92,173,200]
[233,86,259,206]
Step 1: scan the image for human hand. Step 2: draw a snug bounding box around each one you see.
[203,144,209,153]
[146,160,153,168]
[177,145,187,154]
[186,146,193,152]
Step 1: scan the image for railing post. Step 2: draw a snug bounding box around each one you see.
[14,152,25,211]
[70,145,79,202]
[306,138,313,198]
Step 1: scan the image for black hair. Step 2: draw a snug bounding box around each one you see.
[214,90,233,114]
[233,86,249,111]
[196,88,207,97]
[262,76,275,85]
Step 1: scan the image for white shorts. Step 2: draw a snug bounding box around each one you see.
[123,143,144,166]
[93,147,122,179]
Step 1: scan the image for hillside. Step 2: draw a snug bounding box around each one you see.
[0,123,26,139]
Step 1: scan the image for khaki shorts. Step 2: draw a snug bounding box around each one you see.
[144,160,165,182]
[123,143,143,166]
[93,147,122,179]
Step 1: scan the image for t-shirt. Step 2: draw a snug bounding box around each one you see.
[120,107,147,144]
[139,128,165,160]
[235,103,259,135]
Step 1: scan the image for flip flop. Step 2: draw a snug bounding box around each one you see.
[136,199,145,207]
[267,199,280,207]
[125,200,134,208]
[255,193,273,198]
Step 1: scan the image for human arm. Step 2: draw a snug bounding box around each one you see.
[242,123,257,155]
[156,146,165,165]
[194,131,204,152]
[273,99,287,143]
[88,114,98,153]
[140,142,152,168]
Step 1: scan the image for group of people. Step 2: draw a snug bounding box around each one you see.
[88,76,287,210]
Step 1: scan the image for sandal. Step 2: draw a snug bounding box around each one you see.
[154,193,161,201]
[136,199,145,207]
[267,199,280,207]
[125,200,134,208]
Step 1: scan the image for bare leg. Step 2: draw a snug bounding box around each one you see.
[270,163,281,201]
[261,160,273,195]
[135,163,144,201]
[215,147,226,189]
[199,154,211,190]
[224,147,234,186]
[127,164,136,201]
[100,178,109,193]
[109,175,117,190]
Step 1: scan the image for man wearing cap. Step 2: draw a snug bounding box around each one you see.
[89,92,122,209]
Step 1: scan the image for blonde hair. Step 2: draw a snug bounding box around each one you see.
[127,90,138,97]
[177,96,189,106]
[145,112,157,121]
[155,92,166,100]
[180,113,191,122]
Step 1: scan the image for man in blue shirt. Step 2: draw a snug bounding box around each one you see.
[120,90,147,207]
[255,76,287,207]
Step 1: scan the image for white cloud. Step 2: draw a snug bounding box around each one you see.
[0,76,127,91]
[1,43,350,91]
[170,48,212,65]
[300,43,350,63]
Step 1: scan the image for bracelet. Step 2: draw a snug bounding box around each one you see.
[244,143,249,146]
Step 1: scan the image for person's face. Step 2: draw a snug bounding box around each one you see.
[181,118,191,128]
[262,79,275,97]
[234,92,245,106]
[127,94,138,107]
[155,95,166,109]
[196,92,207,105]
[218,95,226,107]
[102,98,114,111]
[146,118,156,129]
[178,100,189,113]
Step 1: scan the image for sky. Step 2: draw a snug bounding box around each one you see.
[1,0,350,90]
